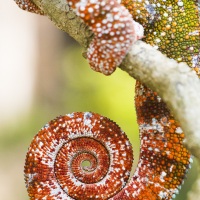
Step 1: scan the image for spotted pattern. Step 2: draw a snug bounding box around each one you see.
[68,0,144,75]
[14,0,44,14]
[15,0,200,199]
[24,112,133,199]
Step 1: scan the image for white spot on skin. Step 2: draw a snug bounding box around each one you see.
[163,12,168,17]
[83,112,93,128]
[158,191,168,198]
[175,127,183,134]
[140,118,164,133]
[169,165,174,172]
[160,171,167,182]
[25,173,37,187]
[177,1,184,7]
[192,54,200,68]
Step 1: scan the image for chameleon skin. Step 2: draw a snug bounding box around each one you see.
[67,0,144,75]
[15,0,200,199]
[14,0,44,14]
[24,112,133,199]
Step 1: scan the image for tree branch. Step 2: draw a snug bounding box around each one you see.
[35,0,93,49]
[121,42,200,160]
[33,0,200,161]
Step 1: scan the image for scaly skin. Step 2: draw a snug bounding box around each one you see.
[14,0,44,14]
[114,0,199,199]
[14,0,200,199]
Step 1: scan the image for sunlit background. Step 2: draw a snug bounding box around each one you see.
[0,1,198,199]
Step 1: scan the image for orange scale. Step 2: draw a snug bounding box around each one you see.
[174,137,180,143]
[182,152,188,157]
[167,142,173,148]
[170,128,175,133]
[167,154,174,160]
[166,163,171,168]
[153,176,160,183]
[176,157,181,162]
[161,160,166,165]
[165,133,171,138]
[181,159,187,165]
[176,145,181,150]
[172,124,177,129]
[176,172,181,177]
[169,119,175,124]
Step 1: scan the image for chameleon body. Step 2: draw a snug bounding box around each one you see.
[14,0,200,199]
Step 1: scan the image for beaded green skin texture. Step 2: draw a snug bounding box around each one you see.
[122,0,200,72]
[14,0,200,199]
